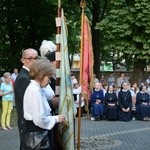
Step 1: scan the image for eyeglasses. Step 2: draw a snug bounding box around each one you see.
[23,56,39,61]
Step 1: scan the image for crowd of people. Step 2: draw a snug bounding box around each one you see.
[89,73,150,121]
[1,66,149,131]
[72,72,150,122]
[0,43,150,149]
[0,45,65,150]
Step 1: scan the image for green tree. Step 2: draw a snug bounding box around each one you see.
[63,1,81,66]
[0,0,109,78]
[0,0,57,72]
[0,0,82,72]
[96,0,150,82]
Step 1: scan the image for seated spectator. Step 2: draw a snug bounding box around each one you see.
[100,75,106,86]
[107,74,116,86]
[71,73,78,87]
[0,72,14,130]
[145,76,150,86]
[93,74,99,83]
[130,82,139,120]
[105,85,117,121]
[147,84,150,96]
[117,72,129,88]
[91,82,104,120]
[145,76,150,96]
[136,85,150,121]
[118,82,132,121]
[130,82,139,110]
[100,83,107,96]
[73,83,84,117]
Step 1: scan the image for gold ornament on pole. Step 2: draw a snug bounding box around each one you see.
[80,0,86,9]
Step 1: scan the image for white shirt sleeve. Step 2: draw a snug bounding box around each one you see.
[42,84,55,101]
[73,86,82,94]
[24,83,58,130]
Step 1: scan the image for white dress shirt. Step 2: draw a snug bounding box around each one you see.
[73,86,84,107]
[42,84,55,101]
[11,73,18,81]
[23,80,58,130]
[130,88,139,97]
[23,65,30,72]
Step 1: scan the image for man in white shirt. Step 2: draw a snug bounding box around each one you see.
[73,83,84,117]
[14,49,39,149]
[11,68,18,82]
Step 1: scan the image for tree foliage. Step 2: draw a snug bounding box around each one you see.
[0,0,84,73]
[1,0,149,81]
[0,0,57,72]
[96,0,150,73]
[0,0,108,76]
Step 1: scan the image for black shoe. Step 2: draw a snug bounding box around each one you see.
[98,117,101,121]
[94,115,99,121]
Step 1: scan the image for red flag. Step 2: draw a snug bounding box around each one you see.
[80,15,94,100]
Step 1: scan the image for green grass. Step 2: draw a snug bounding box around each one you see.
[0,101,18,127]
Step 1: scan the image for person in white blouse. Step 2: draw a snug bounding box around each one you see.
[73,83,84,117]
[11,68,18,82]
[42,84,55,101]
[130,82,139,108]
[23,59,65,150]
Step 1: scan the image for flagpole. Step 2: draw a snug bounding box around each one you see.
[78,1,86,150]
[55,0,63,149]
[79,1,86,84]
[56,0,61,86]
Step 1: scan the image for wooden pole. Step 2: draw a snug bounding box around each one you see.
[54,1,62,150]
[56,0,61,88]
[78,1,86,150]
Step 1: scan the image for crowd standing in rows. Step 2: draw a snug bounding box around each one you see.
[72,73,150,122]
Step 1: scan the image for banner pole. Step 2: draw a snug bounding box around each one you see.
[54,0,62,149]
[78,1,86,150]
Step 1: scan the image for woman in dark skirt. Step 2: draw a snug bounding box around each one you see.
[22,59,65,150]
[118,82,132,121]
[136,85,150,121]
[91,82,104,120]
[105,85,118,121]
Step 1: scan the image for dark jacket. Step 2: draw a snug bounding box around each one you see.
[105,92,117,105]
[14,68,30,133]
[136,92,150,105]
[118,90,132,109]
[91,89,104,103]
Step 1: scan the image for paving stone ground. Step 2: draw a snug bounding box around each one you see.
[0,116,150,150]
[75,117,150,150]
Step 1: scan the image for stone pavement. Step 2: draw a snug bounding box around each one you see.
[75,117,150,150]
[0,127,19,150]
[1,117,150,150]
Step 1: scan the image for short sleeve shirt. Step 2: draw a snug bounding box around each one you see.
[0,82,13,101]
